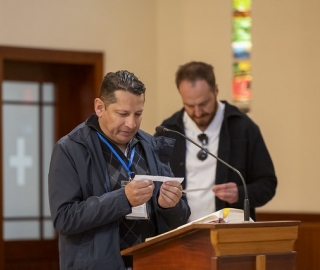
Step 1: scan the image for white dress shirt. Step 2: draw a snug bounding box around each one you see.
[184,101,225,221]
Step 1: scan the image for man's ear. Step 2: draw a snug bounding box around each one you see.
[94,98,104,117]
[214,84,219,95]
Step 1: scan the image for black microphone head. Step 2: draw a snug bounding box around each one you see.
[155,126,166,134]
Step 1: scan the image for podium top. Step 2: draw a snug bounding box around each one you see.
[121,220,300,257]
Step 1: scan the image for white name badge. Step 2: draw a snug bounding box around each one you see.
[121,180,149,220]
[126,203,148,220]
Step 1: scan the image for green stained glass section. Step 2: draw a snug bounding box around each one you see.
[233,17,251,42]
[233,0,251,11]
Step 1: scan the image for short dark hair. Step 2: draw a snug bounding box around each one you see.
[175,61,216,89]
[99,70,146,105]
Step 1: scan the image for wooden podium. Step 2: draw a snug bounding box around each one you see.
[121,221,300,270]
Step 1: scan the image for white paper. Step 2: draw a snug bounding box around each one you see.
[133,175,184,183]
[126,203,149,220]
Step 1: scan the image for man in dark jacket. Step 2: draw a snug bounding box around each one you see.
[156,61,277,221]
[49,70,190,270]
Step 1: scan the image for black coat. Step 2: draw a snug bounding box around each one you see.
[156,101,277,220]
[49,118,190,270]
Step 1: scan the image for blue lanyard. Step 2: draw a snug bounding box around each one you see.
[97,132,135,180]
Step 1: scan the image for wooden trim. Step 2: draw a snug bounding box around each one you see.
[0,45,103,98]
[0,46,103,65]
[122,221,299,256]
[0,53,3,270]
[4,240,59,262]
[256,212,320,270]
[256,255,266,270]
[256,212,320,222]
[210,224,298,256]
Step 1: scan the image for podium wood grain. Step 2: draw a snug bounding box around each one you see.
[121,221,299,270]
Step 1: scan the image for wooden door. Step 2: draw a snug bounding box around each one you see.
[0,46,103,270]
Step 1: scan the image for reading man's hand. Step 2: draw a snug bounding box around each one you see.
[124,180,154,207]
[213,182,238,204]
[158,181,182,208]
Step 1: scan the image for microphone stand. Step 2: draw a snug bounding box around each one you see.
[157,126,250,222]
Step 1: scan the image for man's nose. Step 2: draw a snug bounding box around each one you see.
[125,115,136,128]
[194,106,202,117]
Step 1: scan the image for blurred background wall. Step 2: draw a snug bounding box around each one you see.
[0,0,319,215]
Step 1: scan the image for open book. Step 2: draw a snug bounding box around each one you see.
[146,208,253,242]
[192,208,254,224]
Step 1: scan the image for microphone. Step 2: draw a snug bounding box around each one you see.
[155,125,250,222]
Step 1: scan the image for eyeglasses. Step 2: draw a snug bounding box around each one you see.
[197,133,208,161]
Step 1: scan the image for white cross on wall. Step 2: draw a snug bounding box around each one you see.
[9,137,33,186]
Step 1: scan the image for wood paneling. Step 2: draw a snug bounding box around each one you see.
[256,212,320,270]
[4,240,59,270]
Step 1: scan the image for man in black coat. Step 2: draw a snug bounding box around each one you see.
[156,61,277,221]
[49,70,190,269]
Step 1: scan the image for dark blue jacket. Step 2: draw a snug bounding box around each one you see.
[157,101,277,220]
[49,120,190,270]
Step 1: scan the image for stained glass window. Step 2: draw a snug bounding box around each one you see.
[232,0,252,113]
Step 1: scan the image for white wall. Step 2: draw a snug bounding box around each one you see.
[251,0,320,212]
[0,0,158,129]
[155,0,320,213]
[155,0,233,127]
[1,0,319,213]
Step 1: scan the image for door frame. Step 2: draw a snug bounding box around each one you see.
[0,46,103,269]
